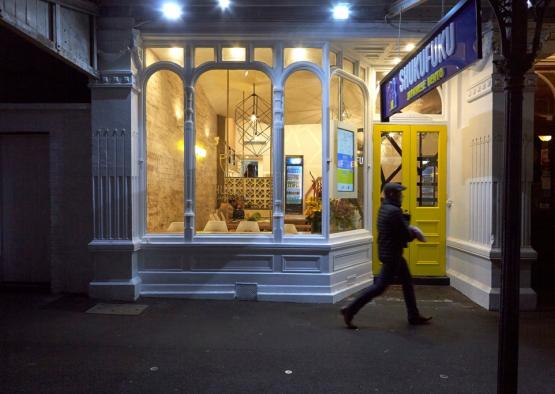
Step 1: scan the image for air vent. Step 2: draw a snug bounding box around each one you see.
[235,283,258,301]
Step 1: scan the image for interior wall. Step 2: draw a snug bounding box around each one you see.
[146,70,184,232]
[284,124,322,200]
[195,84,219,231]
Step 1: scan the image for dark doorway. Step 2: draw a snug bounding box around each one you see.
[531,67,555,307]
[0,134,51,284]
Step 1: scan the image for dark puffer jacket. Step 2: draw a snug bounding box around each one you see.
[377,198,413,263]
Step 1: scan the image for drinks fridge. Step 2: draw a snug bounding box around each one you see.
[285,155,303,214]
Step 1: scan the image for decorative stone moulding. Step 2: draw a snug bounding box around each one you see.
[467,77,493,102]
[91,73,137,89]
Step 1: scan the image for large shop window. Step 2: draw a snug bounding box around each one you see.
[195,70,273,234]
[330,75,365,233]
[146,70,185,233]
[284,71,323,235]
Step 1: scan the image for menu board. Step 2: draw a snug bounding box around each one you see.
[336,128,354,192]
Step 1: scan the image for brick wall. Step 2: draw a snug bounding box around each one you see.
[146,70,184,233]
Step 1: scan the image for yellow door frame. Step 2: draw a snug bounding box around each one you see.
[372,123,447,277]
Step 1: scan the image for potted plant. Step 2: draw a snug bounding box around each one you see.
[304,173,322,234]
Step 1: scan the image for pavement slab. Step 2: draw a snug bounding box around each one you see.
[0,286,553,393]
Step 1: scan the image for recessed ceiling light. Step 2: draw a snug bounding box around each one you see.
[392,57,401,64]
[333,4,350,20]
[218,0,231,9]
[405,43,415,51]
[162,2,182,20]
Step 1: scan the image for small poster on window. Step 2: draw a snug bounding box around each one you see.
[337,128,354,192]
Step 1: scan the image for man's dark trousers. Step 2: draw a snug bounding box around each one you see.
[346,256,419,319]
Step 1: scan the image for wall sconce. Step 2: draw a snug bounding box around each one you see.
[538,135,552,142]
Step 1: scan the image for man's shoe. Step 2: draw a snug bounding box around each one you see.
[340,307,358,329]
[408,315,432,325]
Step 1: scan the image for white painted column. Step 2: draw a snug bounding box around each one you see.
[88,18,141,301]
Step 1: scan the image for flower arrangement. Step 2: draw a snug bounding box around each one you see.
[330,198,358,231]
[304,173,322,233]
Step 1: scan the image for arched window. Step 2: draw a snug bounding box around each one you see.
[284,70,323,235]
[194,69,273,234]
[330,74,366,233]
[145,70,185,233]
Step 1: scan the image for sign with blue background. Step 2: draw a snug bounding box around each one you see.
[380,0,481,121]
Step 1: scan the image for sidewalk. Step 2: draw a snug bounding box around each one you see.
[0,286,553,393]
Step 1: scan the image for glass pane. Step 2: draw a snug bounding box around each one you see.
[254,48,273,66]
[374,71,389,117]
[145,47,184,67]
[380,132,403,189]
[416,132,439,207]
[284,48,322,68]
[284,71,322,235]
[195,70,273,234]
[402,88,442,114]
[222,47,246,62]
[343,58,355,74]
[330,78,365,234]
[329,51,337,67]
[195,47,215,67]
[146,70,184,233]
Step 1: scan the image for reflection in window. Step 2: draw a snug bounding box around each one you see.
[284,71,322,235]
[145,47,184,67]
[416,132,439,206]
[194,70,273,234]
[330,51,337,67]
[194,47,215,67]
[402,88,442,114]
[380,132,403,189]
[284,48,322,67]
[329,76,365,233]
[146,70,184,233]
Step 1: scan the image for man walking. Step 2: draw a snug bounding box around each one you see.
[340,183,431,329]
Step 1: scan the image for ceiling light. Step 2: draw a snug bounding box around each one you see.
[162,2,182,20]
[405,43,415,51]
[538,135,552,142]
[332,4,350,20]
[392,57,401,64]
[218,0,231,9]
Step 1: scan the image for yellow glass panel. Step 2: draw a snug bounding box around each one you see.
[195,47,215,67]
[145,47,184,67]
[330,51,337,67]
[343,58,355,74]
[222,47,246,62]
[254,48,273,66]
[284,48,322,68]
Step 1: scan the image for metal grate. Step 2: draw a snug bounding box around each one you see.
[235,283,258,301]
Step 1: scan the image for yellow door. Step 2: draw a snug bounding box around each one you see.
[373,124,447,277]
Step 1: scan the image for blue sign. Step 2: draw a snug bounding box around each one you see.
[380,0,482,121]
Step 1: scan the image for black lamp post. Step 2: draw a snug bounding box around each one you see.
[487,1,550,393]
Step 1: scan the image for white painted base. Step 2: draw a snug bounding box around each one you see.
[89,277,142,301]
[447,238,537,311]
[137,237,374,303]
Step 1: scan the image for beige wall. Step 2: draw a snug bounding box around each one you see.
[146,70,184,233]
[284,124,322,200]
[445,59,494,242]
[195,83,219,231]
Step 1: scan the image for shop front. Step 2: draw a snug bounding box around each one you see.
[90,37,377,302]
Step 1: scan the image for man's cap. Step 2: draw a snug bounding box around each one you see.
[383,183,406,194]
